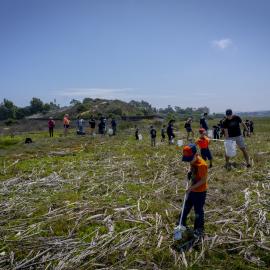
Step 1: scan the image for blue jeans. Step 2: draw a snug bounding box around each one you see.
[179,191,207,231]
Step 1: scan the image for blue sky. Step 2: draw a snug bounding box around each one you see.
[0,0,270,112]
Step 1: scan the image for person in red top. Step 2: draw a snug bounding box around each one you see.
[48,117,55,137]
[196,128,213,168]
[177,143,208,237]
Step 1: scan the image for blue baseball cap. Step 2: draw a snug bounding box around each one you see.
[182,143,197,162]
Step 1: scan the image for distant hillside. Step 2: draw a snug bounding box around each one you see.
[29,98,156,119]
[1,97,210,122]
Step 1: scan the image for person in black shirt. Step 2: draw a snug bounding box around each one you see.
[219,117,226,138]
[212,125,220,139]
[184,117,194,141]
[150,125,157,147]
[200,113,208,131]
[161,125,166,142]
[249,120,254,135]
[135,125,139,140]
[89,116,96,135]
[111,118,117,135]
[167,120,175,144]
[243,120,250,137]
[223,109,251,168]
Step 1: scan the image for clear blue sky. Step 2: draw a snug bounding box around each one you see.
[1,0,270,112]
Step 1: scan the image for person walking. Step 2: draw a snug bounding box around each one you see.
[48,117,55,137]
[223,109,251,168]
[150,125,157,147]
[177,143,208,238]
[184,117,194,141]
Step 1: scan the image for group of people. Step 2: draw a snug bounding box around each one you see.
[48,109,254,242]
[175,108,252,241]
[47,114,117,137]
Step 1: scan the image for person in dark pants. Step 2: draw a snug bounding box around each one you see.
[111,118,117,135]
[184,117,194,141]
[150,125,157,146]
[161,125,166,142]
[249,120,254,135]
[89,116,96,135]
[212,125,220,139]
[243,120,250,137]
[178,144,208,238]
[167,120,175,144]
[99,117,106,135]
[196,128,213,168]
[135,125,139,140]
[200,113,208,131]
[48,117,55,137]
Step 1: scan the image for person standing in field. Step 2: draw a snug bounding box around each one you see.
[77,116,85,134]
[63,114,70,136]
[150,125,157,147]
[200,113,209,131]
[89,115,96,135]
[249,120,254,135]
[219,117,226,138]
[223,109,251,168]
[161,125,166,142]
[111,118,117,135]
[48,117,55,137]
[196,128,213,168]
[184,117,194,141]
[98,116,106,135]
[178,143,208,238]
[76,116,80,131]
[243,120,250,137]
[167,120,175,144]
[135,125,139,140]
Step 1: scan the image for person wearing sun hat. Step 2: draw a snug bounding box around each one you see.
[178,143,208,237]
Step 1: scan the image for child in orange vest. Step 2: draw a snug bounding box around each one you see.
[196,128,213,168]
[178,143,208,238]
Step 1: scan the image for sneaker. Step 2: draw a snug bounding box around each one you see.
[224,163,231,170]
[193,229,204,239]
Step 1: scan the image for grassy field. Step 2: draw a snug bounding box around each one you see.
[0,119,270,269]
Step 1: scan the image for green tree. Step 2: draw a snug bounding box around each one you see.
[30,98,44,114]
[70,99,81,106]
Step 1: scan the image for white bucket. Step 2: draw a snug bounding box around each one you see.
[224,140,237,157]
[177,140,183,147]
[108,128,113,135]
[138,134,143,140]
[207,129,213,138]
